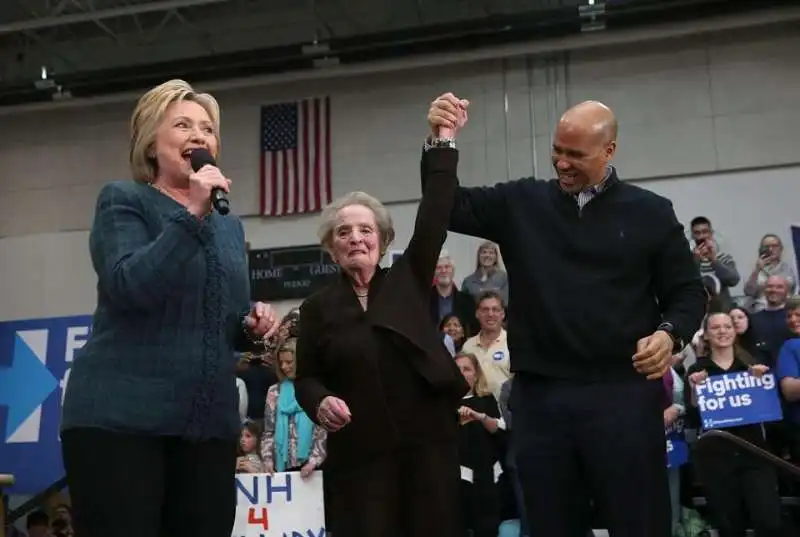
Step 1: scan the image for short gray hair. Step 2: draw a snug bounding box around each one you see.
[317,191,395,255]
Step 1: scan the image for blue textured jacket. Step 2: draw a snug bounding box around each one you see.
[61,181,252,441]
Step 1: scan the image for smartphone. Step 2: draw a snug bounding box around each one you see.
[759,245,771,258]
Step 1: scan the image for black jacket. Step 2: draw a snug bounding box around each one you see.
[295,148,469,469]
[423,157,706,381]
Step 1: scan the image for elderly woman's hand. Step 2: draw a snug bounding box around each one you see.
[318,396,352,432]
[244,302,279,340]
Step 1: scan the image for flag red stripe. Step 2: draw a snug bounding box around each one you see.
[259,153,266,216]
[292,147,299,214]
[269,153,278,216]
[324,96,332,205]
[302,100,310,213]
[282,150,290,215]
[313,98,321,211]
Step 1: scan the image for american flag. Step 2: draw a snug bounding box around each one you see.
[259,97,331,216]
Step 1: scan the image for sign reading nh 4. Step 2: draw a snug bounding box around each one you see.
[0,315,92,494]
[232,472,325,537]
[665,418,688,469]
[695,371,783,430]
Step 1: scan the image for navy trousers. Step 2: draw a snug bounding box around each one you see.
[511,374,671,537]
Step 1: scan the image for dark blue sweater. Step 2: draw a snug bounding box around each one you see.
[425,161,706,381]
[61,181,252,441]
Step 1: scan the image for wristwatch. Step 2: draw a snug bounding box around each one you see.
[657,322,685,353]
[423,136,456,151]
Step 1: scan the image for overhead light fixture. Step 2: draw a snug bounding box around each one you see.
[302,41,330,56]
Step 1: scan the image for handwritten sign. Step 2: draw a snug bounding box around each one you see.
[665,419,688,468]
[232,472,325,537]
[695,372,783,429]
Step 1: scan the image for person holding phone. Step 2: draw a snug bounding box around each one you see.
[690,216,740,310]
[744,233,797,313]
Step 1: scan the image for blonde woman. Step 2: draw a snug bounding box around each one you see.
[261,339,326,477]
[60,79,279,537]
[461,241,509,305]
[454,352,504,537]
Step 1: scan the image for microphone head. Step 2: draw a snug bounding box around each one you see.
[189,148,216,172]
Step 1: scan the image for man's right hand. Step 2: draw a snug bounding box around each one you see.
[428,93,470,137]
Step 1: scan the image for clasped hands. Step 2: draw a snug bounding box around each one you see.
[458,405,486,425]
[243,301,279,341]
[428,93,470,137]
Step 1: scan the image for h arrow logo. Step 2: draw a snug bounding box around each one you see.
[0,330,58,443]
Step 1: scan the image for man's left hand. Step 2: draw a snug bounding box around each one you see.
[244,301,279,339]
[633,330,673,379]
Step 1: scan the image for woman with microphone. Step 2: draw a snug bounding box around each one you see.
[60,79,279,537]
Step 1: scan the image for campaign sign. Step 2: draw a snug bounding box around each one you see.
[665,419,688,468]
[0,315,92,493]
[695,371,783,430]
[233,472,325,537]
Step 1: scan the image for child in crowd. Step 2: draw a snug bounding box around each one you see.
[236,420,264,474]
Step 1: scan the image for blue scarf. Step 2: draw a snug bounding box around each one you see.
[275,379,314,472]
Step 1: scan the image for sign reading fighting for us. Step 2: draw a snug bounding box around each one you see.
[695,371,783,430]
[0,315,92,494]
[233,472,325,537]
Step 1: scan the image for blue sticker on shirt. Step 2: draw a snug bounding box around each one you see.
[493,350,505,361]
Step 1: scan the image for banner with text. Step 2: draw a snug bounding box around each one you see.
[0,315,92,493]
[695,371,783,430]
[233,472,325,537]
[665,418,688,468]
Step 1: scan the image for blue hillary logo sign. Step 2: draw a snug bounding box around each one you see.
[695,371,783,430]
[665,419,688,468]
[0,315,92,493]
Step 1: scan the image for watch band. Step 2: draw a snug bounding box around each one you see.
[657,322,685,352]
[423,136,457,151]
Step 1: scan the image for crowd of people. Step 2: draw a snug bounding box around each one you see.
[234,227,800,536]
[6,77,790,537]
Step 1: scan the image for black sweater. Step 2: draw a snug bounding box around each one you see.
[423,157,706,381]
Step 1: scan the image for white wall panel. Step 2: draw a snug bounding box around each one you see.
[0,25,798,322]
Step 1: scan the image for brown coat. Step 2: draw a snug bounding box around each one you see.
[294,147,469,470]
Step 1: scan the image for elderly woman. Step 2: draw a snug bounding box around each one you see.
[294,122,469,536]
[60,79,278,537]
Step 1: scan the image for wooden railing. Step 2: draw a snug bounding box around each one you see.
[0,474,16,537]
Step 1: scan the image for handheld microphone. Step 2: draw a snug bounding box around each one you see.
[190,148,230,215]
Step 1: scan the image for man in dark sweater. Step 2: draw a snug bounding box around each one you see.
[751,274,793,366]
[424,96,706,537]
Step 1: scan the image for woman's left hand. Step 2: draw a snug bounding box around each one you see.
[749,364,770,378]
[300,462,315,479]
[244,302,279,339]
